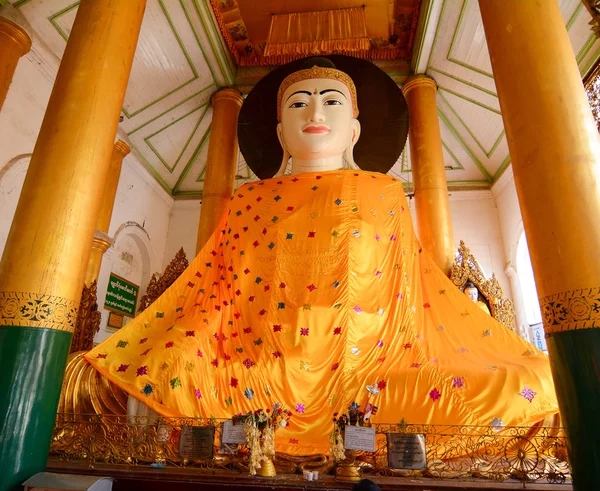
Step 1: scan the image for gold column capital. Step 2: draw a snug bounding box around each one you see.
[401,74,437,96]
[113,139,131,159]
[0,16,32,56]
[91,230,113,254]
[211,87,244,108]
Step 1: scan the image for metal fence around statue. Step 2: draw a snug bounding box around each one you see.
[50,414,570,484]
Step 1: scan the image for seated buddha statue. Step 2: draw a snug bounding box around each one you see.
[463,281,492,316]
[86,56,558,456]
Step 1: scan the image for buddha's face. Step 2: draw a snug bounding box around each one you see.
[278,78,359,161]
[464,287,479,303]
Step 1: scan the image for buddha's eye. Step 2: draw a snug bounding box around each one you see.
[289,101,308,108]
[324,99,342,106]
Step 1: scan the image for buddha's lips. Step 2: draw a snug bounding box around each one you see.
[303,126,330,134]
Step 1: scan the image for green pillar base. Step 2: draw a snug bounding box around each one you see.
[0,326,72,491]
[546,328,600,490]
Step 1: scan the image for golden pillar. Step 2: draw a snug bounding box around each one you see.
[0,1,146,490]
[84,139,131,286]
[196,88,243,254]
[402,75,455,275]
[0,13,31,111]
[478,0,600,488]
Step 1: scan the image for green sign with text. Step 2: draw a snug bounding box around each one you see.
[104,273,139,317]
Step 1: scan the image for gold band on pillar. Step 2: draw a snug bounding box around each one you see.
[402,75,455,275]
[196,88,244,254]
[0,15,32,111]
[84,140,130,286]
[0,0,146,332]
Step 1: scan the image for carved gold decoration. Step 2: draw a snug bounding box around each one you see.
[138,248,189,314]
[70,281,102,353]
[451,241,516,331]
[49,414,569,483]
[585,59,600,132]
[0,291,78,331]
[582,1,600,39]
[540,288,600,334]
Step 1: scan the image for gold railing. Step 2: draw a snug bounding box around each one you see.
[343,422,570,484]
[50,414,570,484]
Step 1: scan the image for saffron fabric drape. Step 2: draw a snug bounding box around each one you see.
[264,8,370,57]
[86,170,558,455]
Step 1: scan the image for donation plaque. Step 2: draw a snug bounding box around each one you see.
[178,426,215,460]
[386,433,427,469]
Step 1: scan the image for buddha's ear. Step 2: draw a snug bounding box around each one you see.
[351,118,361,145]
[275,122,290,177]
[344,118,361,170]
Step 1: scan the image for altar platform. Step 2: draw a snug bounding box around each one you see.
[46,459,572,491]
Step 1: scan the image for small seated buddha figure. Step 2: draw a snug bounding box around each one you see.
[87,56,557,455]
[463,281,492,316]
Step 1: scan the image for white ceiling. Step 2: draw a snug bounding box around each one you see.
[7,0,600,196]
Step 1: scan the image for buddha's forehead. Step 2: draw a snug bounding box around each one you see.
[282,78,352,102]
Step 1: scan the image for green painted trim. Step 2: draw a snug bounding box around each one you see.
[546,328,600,488]
[172,124,211,193]
[123,78,198,120]
[446,0,494,79]
[438,106,493,182]
[127,83,214,136]
[401,150,409,172]
[441,140,465,170]
[0,0,11,6]
[144,104,208,174]
[48,1,78,42]
[428,67,499,98]
[47,0,201,120]
[173,190,204,198]
[411,0,435,72]
[130,142,174,195]
[180,0,219,83]
[566,3,584,31]
[12,0,32,8]
[581,44,600,77]
[492,153,511,182]
[576,33,596,66]
[193,0,235,86]
[425,0,448,70]
[159,0,198,78]
[437,83,500,113]
[196,162,208,182]
[0,326,72,491]
[438,90,504,158]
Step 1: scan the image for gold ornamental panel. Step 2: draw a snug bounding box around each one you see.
[0,291,78,332]
[450,241,516,331]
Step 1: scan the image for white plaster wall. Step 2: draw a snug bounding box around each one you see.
[0,55,54,169]
[491,167,524,270]
[163,200,201,268]
[449,190,511,296]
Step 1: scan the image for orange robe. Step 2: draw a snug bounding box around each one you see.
[86,170,557,455]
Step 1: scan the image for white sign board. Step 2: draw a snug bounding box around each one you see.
[222,420,247,444]
[344,426,376,452]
